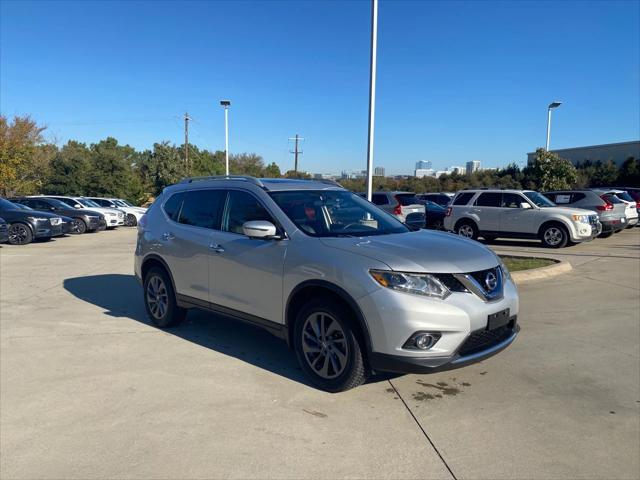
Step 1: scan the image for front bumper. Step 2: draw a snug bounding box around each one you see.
[0,227,8,243]
[34,223,63,238]
[357,274,520,373]
[370,322,519,373]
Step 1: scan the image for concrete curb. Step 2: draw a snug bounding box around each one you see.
[508,257,573,284]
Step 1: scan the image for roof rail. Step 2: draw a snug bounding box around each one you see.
[179,175,265,187]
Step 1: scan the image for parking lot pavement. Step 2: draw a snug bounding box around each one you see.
[1,228,638,479]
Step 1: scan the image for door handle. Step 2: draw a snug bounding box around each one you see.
[209,243,225,253]
[161,232,175,241]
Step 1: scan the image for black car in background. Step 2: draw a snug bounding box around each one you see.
[416,193,453,207]
[421,200,448,230]
[10,203,77,236]
[0,217,8,244]
[0,198,64,245]
[10,197,105,234]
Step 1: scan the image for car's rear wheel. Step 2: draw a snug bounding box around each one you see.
[125,214,137,227]
[8,223,33,245]
[143,267,186,328]
[541,223,568,248]
[293,299,367,392]
[71,218,87,234]
[455,220,478,240]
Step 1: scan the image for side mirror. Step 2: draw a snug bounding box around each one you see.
[50,207,56,211]
[242,220,278,239]
[74,204,82,209]
[520,202,532,209]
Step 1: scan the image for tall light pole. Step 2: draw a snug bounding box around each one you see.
[220,100,231,175]
[545,101,562,151]
[365,0,378,201]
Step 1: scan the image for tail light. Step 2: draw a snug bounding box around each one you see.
[636,201,640,209]
[597,195,613,211]
[393,203,402,215]
[445,207,452,217]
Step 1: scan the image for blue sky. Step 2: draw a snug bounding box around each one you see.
[1,0,638,175]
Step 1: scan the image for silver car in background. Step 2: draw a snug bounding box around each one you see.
[361,191,426,230]
[135,176,519,392]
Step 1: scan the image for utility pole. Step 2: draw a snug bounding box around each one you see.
[184,112,191,174]
[365,0,378,201]
[289,134,304,173]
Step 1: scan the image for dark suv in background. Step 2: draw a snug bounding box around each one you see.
[0,198,64,245]
[10,197,105,234]
[543,190,627,237]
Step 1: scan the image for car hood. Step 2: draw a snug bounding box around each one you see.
[0,209,60,220]
[319,229,499,273]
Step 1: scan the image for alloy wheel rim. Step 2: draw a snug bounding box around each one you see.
[146,275,168,319]
[459,224,474,238]
[9,225,28,244]
[544,227,562,245]
[71,219,83,233]
[301,312,349,379]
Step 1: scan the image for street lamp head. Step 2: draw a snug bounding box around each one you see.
[548,101,562,109]
[220,100,231,107]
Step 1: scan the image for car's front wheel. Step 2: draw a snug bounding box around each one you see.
[125,214,137,227]
[293,299,367,392]
[8,223,33,245]
[143,267,186,328]
[71,218,87,234]
[541,223,569,248]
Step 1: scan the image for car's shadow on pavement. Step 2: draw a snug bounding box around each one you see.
[64,274,396,390]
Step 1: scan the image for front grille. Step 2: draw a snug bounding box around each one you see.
[458,323,515,357]
[469,267,499,288]
[0,224,7,232]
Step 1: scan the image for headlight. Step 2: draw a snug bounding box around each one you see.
[49,217,62,226]
[370,270,450,299]
[87,215,99,220]
[498,258,511,281]
[27,216,50,222]
[572,214,588,223]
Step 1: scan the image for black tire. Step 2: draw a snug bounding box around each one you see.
[625,223,634,229]
[8,223,33,245]
[540,223,569,248]
[143,266,186,328]
[599,231,613,238]
[293,298,367,392]
[71,218,87,234]
[455,220,479,240]
[125,214,137,227]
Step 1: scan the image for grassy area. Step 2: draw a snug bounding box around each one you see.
[499,255,557,272]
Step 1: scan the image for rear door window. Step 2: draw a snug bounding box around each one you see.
[453,192,474,205]
[178,189,226,229]
[223,190,276,235]
[475,192,501,207]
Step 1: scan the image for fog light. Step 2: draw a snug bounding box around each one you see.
[403,332,441,350]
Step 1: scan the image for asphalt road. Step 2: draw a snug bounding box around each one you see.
[1,228,638,479]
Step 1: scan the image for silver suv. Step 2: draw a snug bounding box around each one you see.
[444,189,601,248]
[135,176,519,392]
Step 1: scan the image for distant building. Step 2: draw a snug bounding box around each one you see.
[415,160,432,170]
[374,166,385,176]
[341,170,367,179]
[466,160,481,175]
[526,141,640,167]
[414,168,435,178]
[448,166,464,175]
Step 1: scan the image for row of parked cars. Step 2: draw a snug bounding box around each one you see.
[363,187,639,248]
[0,195,147,246]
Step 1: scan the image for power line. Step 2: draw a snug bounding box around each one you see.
[288,134,305,172]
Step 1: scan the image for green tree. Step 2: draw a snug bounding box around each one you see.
[0,115,53,196]
[617,157,639,187]
[590,160,619,187]
[139,142,187,195]
[264,162,281,178]
[530,148,577,190]
[230,153,266,177]
[45,141,92,195]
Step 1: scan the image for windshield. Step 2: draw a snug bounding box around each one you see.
[15,203,33,210]
[0,198,19,210]
[269,190,409,237]
[78,198,100,208]
[524,191,556,207]
[48,198,74,209]
[114,199,130,207]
